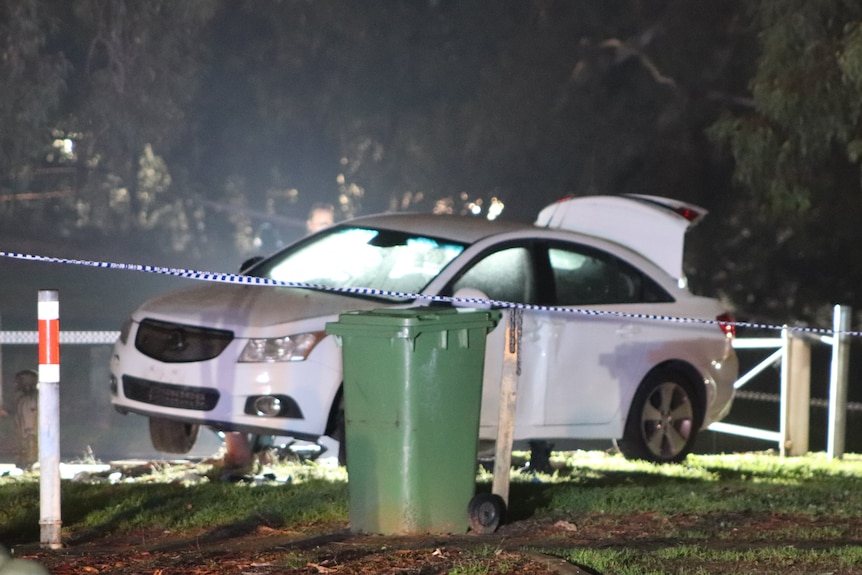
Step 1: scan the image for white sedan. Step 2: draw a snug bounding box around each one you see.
[110,194,738,464]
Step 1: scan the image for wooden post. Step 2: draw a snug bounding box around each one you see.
[779,328,789,457]
[492,309,521,507]
[779,332,810,457]
[827,305,851,460]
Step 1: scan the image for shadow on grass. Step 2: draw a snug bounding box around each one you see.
[0,469,701,545]
[0,479,349,547]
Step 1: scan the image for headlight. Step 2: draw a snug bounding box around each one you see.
[238,331,326,363]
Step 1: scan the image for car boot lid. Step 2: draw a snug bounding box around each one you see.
[535,194,706,284]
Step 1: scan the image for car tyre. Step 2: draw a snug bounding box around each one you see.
[618,368,702,464]
[149,417,200,454]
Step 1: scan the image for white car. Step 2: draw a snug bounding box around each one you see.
[110,194,738,464]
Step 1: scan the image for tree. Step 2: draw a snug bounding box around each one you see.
[66,0,218,250]
[208,0,749,226]
[709,0,862,324]
[1,0,763,302]
[0,0,69,191]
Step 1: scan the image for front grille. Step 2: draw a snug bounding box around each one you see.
[135,319,233,363]
[123,376,220,411]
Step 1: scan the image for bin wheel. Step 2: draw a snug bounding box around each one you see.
[468,493,505,534]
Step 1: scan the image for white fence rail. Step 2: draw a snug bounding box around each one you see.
[708,305,853,459]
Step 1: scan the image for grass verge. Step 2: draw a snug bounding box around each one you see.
[2,450,862,574]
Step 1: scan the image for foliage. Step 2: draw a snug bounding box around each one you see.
[711,0,862,215]
[0,0,70,181]
[67,0,218,248]
[0,1,750,261]
[707,0,862,323]
[8,0,862,326]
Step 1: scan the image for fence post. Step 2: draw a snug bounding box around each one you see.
[38,290,62,550]
[492,309,521,507]
[779,329,810,457]
[827,305,851,460]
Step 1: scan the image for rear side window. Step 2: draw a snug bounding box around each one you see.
[549,246,672,305]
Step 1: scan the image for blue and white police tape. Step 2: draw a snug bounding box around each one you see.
[0,250,858,338]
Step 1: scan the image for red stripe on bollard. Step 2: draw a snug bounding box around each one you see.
[38,319,59,365]
[37,292,60,382]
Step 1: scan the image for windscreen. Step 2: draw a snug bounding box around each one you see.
[248,226,466,300]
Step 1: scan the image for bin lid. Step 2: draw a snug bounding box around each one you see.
[325,307,500,339]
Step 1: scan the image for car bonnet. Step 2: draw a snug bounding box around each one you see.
[131,281,386,335]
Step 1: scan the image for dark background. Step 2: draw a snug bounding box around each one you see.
[2,1,861,460]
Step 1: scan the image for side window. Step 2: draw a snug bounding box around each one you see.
[549,246,670,305]
[451,246,535,305]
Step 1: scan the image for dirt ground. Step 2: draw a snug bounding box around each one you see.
[7,454,862,574]
[15,510,862,575]
[15,519,581,575]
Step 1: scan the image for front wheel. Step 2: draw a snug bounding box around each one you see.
[618,368,703,464]
[149,417,200,454]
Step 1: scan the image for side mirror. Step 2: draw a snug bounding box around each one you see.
[451,287,492,310]
[239,256,264,274]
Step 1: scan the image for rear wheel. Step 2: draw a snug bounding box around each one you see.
[149,417,200,454]
[618,368,702,464]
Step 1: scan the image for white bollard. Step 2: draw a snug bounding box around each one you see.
[827,304,851,460]
[37,290,62,549]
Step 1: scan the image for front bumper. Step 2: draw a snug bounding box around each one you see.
[109,333,342,439]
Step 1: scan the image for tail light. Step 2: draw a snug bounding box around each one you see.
[716,313,736,338]
[674,206,702,222]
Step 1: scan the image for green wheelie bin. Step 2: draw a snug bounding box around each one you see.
[326,307,500,534]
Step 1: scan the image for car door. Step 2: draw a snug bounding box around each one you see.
[445,239,633,433]
[444,242,552,431]
[538,241,672,427]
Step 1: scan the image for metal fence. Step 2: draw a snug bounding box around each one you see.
[708,305,854,459]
